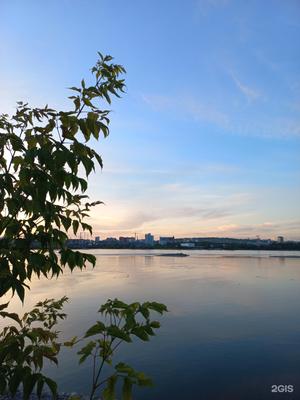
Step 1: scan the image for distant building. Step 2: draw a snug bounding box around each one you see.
[119,236,136,243]
[145,233,154,246]
[66,238,91,248]
[159,236,175,246]
[105,237,118,244]
[95,236,100,242]
[277,236,284,243]
[180,242,195,248]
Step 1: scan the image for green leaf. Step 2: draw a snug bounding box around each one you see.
[15,281,25,303]
[83,253,96,267]
[9,368,23,396]
[103,375,117,400]
[0,302,9,311]
[132,327,149,341]
[81,222,92,235]
[78,341,96,364]
[147,302,168,314]
[122,377,132,400]
[60,215,71,231]
[107,326,131,343]
[150,321,160,329]
[69,86,81,93]
[36,378,44,399]
[44,377,57,398]
[72,220,79,235]
[81,157,94,176]
[64,336,78,347]
[74,97,81,111]
[0,311,21,325]
[0,375,6,394]
[83,97,93,107]
[136,372,153,387]
[84,321,105,338]
[139,306,149,319]
[93,152,103,168]
[12,156,23,171]
[144,325,155,336]
[102,90,111,105]
[115,363,134,374]
[112,299,128,309]
[78,177,88,192]
[87,112,99,121]
[78,119,90,140]
[23,372,38,400]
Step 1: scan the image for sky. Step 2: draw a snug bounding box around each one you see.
[1,0,300,240]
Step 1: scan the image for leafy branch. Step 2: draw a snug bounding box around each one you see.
[0,53,125,301]
[0,297,68,399]
[65,298,168,400]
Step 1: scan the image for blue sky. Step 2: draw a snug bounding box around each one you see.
[1,0,300,239]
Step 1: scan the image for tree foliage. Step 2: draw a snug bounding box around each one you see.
[0,298,168,399]
[0,297,68,399]
[0,53,168,400]
[65,298,168,400]
[0,53,125,301]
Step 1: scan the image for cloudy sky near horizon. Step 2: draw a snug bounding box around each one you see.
[1,0,300,239]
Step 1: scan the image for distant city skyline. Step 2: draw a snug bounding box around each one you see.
[70,231,290,242]
[1,0,299,239]
[65,233,300,250]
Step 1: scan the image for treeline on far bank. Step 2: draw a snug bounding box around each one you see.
[64,240,300,251]
[2,237,299,251]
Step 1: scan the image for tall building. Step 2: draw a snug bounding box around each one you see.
[95,236,100,242]
[159,236,175,246]
[277,236,284,243]
[145,233,154,246]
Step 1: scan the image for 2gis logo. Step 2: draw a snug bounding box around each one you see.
[271,385,294,393]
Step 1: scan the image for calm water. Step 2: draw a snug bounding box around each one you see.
[3,250,300,399]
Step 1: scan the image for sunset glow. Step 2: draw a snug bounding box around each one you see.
[1,0,299,240]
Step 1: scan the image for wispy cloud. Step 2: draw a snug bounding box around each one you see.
[196,0,231,15]
[104,163,239,178]
[230,72,261,102]
[213,220,300,239]
[142,91,300,138]
[87,181,299,239]
[92,212,157,232]
[88,187,255,238]
[91,214,300,240]
[92,205,232,233]
[142,94,229,129]
[234,116,300,138]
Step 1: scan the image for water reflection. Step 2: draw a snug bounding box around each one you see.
[2,250,300,399]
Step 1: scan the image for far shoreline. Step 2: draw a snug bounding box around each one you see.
[66,246,300,251]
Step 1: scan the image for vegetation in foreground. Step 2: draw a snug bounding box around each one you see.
[1,297,167,400]
[0,53,167,399]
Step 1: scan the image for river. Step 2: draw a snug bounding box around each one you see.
[2,250,300,399]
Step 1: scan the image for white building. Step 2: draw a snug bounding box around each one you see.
[180,242,195,248]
